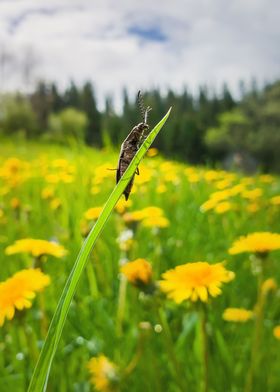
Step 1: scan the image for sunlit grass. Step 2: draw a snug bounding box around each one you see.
[0,117,280,391]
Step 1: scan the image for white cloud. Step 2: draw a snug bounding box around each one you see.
[0,0,279,108]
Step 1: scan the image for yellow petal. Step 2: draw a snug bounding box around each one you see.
[6,306,15,320]
[209,285,222,297]
[191,291,198,301]
[197,286,208,302]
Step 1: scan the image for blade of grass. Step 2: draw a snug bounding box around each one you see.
[28,107,172,392]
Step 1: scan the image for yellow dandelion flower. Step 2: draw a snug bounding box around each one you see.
[115,198,132,214]
[261,278,277,295]
[215,179,232,190]
[270,196,280,206]
[52,159,70,169]
[160,162,180,183]
[91,185,100,195]
[160,162,177,172]
[59,172,74,184]
[45,173,61,184]
[246,203,260,213]
[88,355,118,392]
[210,190,231,202]
[259,174,274,183]
[156,183,167,193]
[50,198,61,210]
[241,188,263,200]
[1,157,22,173]
[229,232,280,255]
[241,177,255,186]
[10,197,20,209]
[222,308,253,322]
[273,326,280,340]
[146,147,159,157]
[134,167,153,185]
[0,158,31,187]
[5,238,67,258]
[84,207,103,221]
[92,164,114,185]
[200,198,218,212]
[128,183,138,196]
[123,211,144,223]
[0,158,30,183]
[141,206,164,217]
[121,258,152,285]
[187,173,200,183]
[164,173,180,183]
[214,201,234,214]
[203,170,220,182]
[45,171,74,184]
[92,177,104,186]
[41,187,55,200]
[223,173,237,182]
[123,206,165,223]
[185,167,196,175]
[141,216,170,228]
[80,220,91,237]
[0,269,50,326]
[160,262,234,303]
[228,184,246,196]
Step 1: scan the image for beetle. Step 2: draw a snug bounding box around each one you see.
[116,91,152,200]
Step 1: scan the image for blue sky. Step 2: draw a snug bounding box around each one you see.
[0,0,279,107]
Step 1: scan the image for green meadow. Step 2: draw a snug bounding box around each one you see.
[0,139,280,392]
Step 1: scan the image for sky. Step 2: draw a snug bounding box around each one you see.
[0,0,279,107]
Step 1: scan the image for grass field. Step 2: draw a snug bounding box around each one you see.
[0,139,280,392]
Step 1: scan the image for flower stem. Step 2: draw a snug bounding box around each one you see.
[123,333,144,376]
[245,259,266,392]
[199,305,209,392]
[17,323,29,390]
[25,326,40,376]
[157,306,187,392]
[116,274,127,338]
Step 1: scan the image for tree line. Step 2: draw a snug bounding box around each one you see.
[0,79,279,172]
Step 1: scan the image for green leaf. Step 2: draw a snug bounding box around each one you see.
[28,108,172,392]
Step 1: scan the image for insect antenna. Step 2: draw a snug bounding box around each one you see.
[144,106,152,124]
[137,90,152,124]
[137,90,146,122]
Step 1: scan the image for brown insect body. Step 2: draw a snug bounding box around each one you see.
[116,122,149,200]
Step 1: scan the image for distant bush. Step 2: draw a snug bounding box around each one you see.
[47,108,88,143]
[205,82,280,172]
[0,94,38,137]
[205,109,249,155]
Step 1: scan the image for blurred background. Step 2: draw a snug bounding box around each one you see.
[1,3,280,391]
[0,0,279,172]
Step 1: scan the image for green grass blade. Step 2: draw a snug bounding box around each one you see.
[28,107,172,392]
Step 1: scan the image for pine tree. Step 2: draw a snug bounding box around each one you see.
[50,83,64,112]
[80,81,101,146]
[30,81,52,131]
[64,81,80,108]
